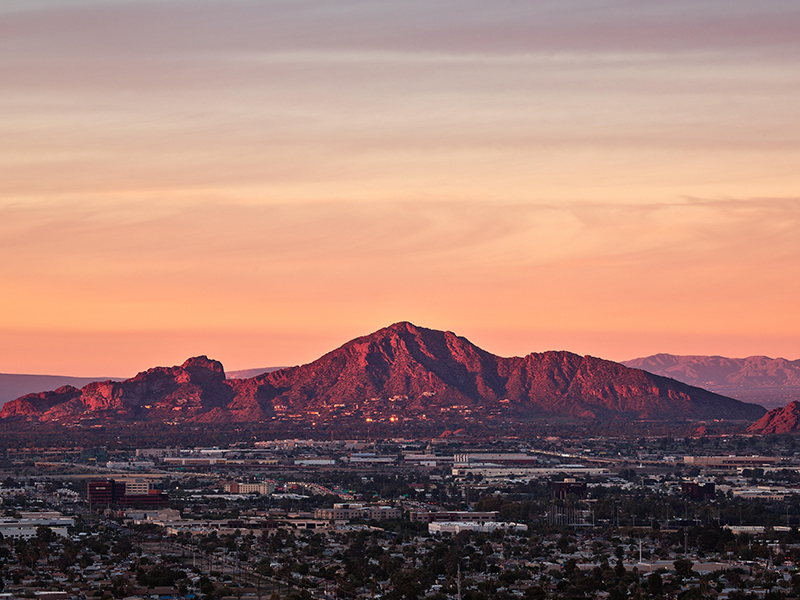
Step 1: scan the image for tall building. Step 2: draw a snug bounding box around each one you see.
[88,479,168,508]
[87,480,126,505]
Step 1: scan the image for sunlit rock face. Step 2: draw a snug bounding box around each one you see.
[748,401,800,434]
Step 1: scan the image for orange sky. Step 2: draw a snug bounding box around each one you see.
[1,1,799,376]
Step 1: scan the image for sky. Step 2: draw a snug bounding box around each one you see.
[1,0,799,376]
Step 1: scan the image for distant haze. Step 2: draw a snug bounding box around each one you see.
[623,354,800,410]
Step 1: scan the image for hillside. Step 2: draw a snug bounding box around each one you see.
[0,322,766,428]
[747,401,800,434]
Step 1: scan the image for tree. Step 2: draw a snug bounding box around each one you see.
[673,558,694,578]
[648,572,663,596]
[614,546,625,577]
[36,526,55,544]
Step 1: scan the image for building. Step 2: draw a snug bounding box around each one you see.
[403,454,447,468]
[88,479,126,505]
[428,521,528,534]
[123,478,152,495]
[162,457,227,466]
[682,480,716,500]
[453,453,539,467]
[105,460,156,470]
[135,447,180,459]
[410,511,499,523]
[683,456,780,469]
[314,503,401,521]
[552,478,587,499]
[452,465,607,479]
[732,486,791,501]
[0,512,73,539]
[224,481,275,495]
[344,453,397,464]
[88,479,168,508]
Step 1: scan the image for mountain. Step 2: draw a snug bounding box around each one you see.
[0,373,122,409]
[0,356,235,423]
[747,401,800,434]
[0,322,766,428]
[622,354,800,409]
[226,367,284,379]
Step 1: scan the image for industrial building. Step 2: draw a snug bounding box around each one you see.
[683,455,780,469]
[0,512,73,540]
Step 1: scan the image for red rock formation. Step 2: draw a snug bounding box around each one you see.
[747,401,800,434]
[0,385,82,419]
[0,323,767,426]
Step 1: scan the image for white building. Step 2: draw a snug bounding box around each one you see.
[428,521,528,535]
[0,512,74,540]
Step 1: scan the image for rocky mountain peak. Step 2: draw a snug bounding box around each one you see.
[747,400,800,434]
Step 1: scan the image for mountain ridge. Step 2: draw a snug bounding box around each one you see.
[0,373,123,409]
[622,353,800,409]
[0,322,766,428]
[226,367,284,379]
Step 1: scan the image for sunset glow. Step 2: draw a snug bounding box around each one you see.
[2,1,799,375]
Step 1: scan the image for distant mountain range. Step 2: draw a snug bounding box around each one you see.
[226,367,284,379]
[0,322,765,429]
[0,373,122,409]
[622,354,800,409]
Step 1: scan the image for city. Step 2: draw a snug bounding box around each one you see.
[3,2,799,600]
[2,435,800,600]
